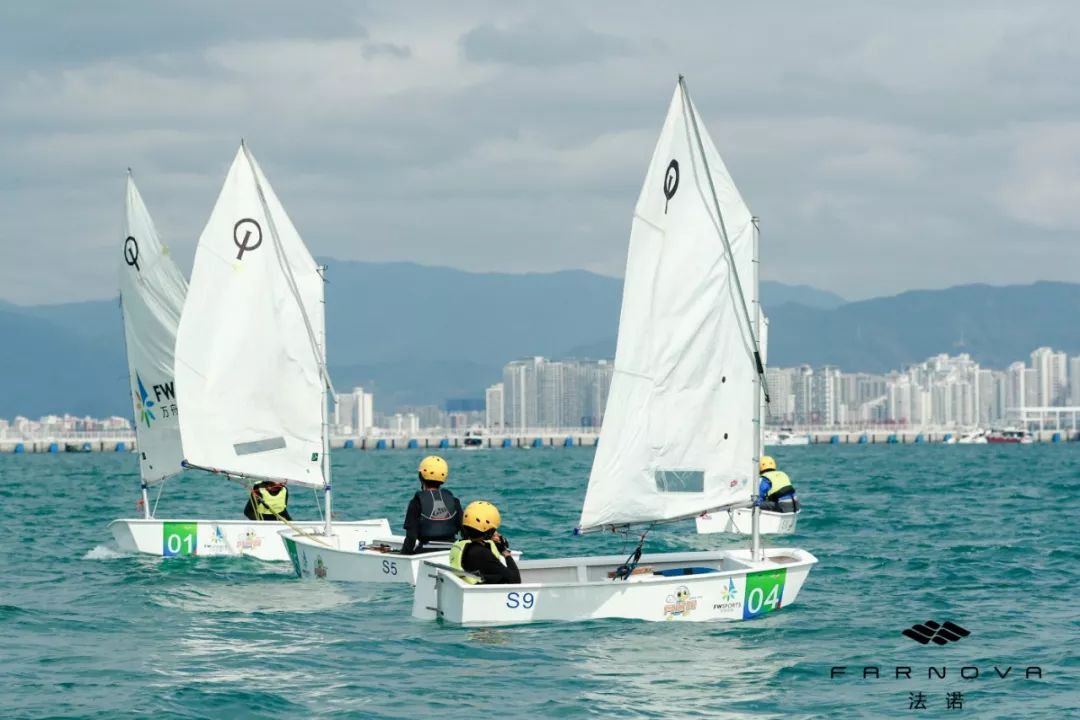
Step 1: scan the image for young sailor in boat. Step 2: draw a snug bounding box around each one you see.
[449,501,520,584]
[243,481,291,521]
[757,456,799,513]
[401,456,463,555]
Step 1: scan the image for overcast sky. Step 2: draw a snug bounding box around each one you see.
[1,1,1078,305]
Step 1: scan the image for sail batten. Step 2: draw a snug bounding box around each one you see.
[119,175,189,485]
[174,144,327,489]
[578,81,759,531]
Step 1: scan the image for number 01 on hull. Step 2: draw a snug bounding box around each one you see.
[412,548,816,626]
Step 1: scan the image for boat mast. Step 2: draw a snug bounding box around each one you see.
[319,264,333,537]
[679,76,769,559]
[750,217,762,561]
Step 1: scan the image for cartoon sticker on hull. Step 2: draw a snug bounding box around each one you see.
[236,529,263,552]
[663,585,701,619]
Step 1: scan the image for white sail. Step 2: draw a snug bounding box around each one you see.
[119,174,189,484]
[579,81,758,531]
[175,144,327,488]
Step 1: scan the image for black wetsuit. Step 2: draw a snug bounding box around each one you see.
[461,539,521,584]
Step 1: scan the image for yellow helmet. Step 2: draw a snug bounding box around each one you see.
[462,500,501,532]
[759,455,777,473]
[418,455,449,482]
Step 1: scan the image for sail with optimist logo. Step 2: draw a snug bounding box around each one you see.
[119,172,189,496]
[578,79,765,532]
[174,143,331,494]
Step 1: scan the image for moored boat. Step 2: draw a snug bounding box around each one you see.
[987,428,1031,444]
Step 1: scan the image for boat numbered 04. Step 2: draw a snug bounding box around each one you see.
[410,77,817,627]
[413,548,817,625]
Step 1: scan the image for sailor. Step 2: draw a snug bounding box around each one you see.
[401,456,463,555]
[244,480,291,521]
[757,456,799,513]
[449,500,520,584]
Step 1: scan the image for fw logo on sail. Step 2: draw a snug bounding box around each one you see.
[133,373,156,428]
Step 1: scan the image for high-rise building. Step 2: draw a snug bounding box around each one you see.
[485,383,504,429]
[812,366,840,426]
[583,360,614,427]
[792,365,814,425]
[334,386,374,436]
[764,367,794,424]
[1030,347,1069,406]
[503,357,541,429]
[500,357,616,429]
[1005,362,1026,413]
[1070,356,1080,405]
[388,413,420,434]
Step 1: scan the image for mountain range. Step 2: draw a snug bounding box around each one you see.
[1,262,1077,418]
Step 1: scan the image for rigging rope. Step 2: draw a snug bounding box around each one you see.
[612,526,652,581]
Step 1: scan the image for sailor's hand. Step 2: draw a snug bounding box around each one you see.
[492,532,509,551]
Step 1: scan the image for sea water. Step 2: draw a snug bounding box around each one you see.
[0,445,1075,719]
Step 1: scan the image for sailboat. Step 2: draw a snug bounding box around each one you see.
[108,173,193,552]
[112,145,390,561]
[412,77,816,625]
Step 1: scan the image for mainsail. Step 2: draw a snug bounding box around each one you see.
[579,80,759,530]
[119,174,189,484]
[174,143,328,488]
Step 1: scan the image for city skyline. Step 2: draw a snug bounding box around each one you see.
[4,344,1078,437]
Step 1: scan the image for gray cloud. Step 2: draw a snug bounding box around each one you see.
[460,17,637,67]
[0,1,1078,305]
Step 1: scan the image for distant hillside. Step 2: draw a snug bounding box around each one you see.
[761,281,845,310]
[765,282,1080,371]
[2,264,1076,418]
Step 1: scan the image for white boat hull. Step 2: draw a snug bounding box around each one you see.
[108,518,391,562]
[695,508,798,535]
[413,547,816,626]
[279,527,449,584]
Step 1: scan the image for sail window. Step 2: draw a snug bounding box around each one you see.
[654,470,704,493]
[233,437,287,455]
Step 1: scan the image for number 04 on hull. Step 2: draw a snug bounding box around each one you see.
[413,548,816,625]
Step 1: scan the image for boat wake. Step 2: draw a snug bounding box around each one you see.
[83,544,131,560]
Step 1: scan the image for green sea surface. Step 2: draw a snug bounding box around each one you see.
[0,445,1076,719]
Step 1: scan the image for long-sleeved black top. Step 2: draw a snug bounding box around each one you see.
[461,540,521,584]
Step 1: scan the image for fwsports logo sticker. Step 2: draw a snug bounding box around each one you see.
[902,620,970,645]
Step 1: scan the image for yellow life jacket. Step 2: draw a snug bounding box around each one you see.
[255,485,288,517]
[449,538,501,584]
[762,470,793,500]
